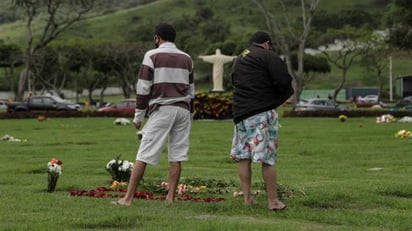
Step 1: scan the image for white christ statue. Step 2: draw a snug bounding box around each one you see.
[198,49,236,92]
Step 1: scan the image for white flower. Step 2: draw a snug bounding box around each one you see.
[120,160,132,172]
[106,159,116,169]
[106,156,133,182]
[47,163,62,175]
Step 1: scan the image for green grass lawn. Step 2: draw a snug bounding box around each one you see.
[0,116,411,230]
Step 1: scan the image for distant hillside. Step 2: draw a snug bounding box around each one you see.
[1,0,409,94]
[0,0,388,45]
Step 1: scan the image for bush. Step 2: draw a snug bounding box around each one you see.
[283,110,412,117]
[193,92,232,119]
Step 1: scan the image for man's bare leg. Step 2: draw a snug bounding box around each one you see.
[165,161,181,203]
[262,163,285,210]
[239,160,257,205]
[116,160,147,206]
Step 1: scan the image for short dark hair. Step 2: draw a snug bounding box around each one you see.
[154,23,176,42]
[250,31,272,45]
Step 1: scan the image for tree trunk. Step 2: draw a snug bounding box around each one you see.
[333,68,347,102]
[17,67,29,101]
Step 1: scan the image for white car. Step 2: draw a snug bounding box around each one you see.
[295,98,346,111]
[358,95,379,104]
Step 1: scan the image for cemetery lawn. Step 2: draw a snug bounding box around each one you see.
[0,116,411,231]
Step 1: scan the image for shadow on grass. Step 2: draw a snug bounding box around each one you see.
[377,188,412,199]
[72,215,141,229]
[302,192,358,209]
[42,141,97,146]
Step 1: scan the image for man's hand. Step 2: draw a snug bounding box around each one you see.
[134,121,142,130]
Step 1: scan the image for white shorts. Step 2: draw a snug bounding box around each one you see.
[136,105,191,165]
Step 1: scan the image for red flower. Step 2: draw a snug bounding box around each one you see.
[50,157,63,165]
[69,186,226,203]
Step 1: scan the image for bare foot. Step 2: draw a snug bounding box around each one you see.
[111,198,132,206]
[244,196,258,205]
[268,200,286,210]
[164,200,174,205]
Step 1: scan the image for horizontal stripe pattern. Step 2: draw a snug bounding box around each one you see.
[154,68,191,84]
[134,42,194,122]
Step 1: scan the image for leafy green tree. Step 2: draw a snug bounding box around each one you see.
[59,44,91,102]
[290,53,331,88]
[91,42,144,100]
[59,43,99,103]
[0,42,23,92]
[31,47,62,94]
[385,0,412,56]
[360,33,392,101]
[312,9,380,32]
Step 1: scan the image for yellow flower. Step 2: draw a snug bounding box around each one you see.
[338,115,347,122]
[110,181,120,189]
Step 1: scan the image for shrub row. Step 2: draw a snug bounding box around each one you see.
[3,93,412,119]
[193,92,232,120]
[0,110,135,119]
[283,110,412,118]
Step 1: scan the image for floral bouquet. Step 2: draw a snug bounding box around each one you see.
[47,158,62,192]
[395,129,412,139]
[338,115,347,122]
[105,155,133,183]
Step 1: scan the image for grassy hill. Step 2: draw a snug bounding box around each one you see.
[0,0,390,45]
[0,0,410,97]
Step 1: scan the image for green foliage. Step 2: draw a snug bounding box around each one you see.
[385,0,412,55]
[291,54,331,74]
[193,92,233,119]
[312,9,381,33]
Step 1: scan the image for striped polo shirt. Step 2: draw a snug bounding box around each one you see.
[133,42,194,123]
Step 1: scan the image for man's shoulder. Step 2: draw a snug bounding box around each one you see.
[146,46,191,59]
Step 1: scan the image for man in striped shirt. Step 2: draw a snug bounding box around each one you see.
[115,23,195,206]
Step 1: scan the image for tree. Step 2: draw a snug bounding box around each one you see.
[91,42,145,100]
[360,32,392,101]
[13,0,94,101]
[318,27,373,102]
[290,53,331,88]
[31,47,67,95]
[385,0,412,56]
[0,42,24,92]
[254,0,320,107]
[59,44,91,102]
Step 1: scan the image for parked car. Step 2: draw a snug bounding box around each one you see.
[355,95,381,107]
[357,95,379,104]
[0,101,7,111]
[396,96,412,107]
[98,98,136,113]
[6,95,81,112]
[295,98,346,111]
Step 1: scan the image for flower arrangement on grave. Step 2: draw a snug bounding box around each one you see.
[105,155,133,183]
[1,134,27,142]
[395,129,412,139]
[376,114,396,123]
[47,158,62,192]
[338,115,347,122]
[69,177,304,203]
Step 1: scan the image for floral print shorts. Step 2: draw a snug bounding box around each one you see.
[230,109,279,166]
